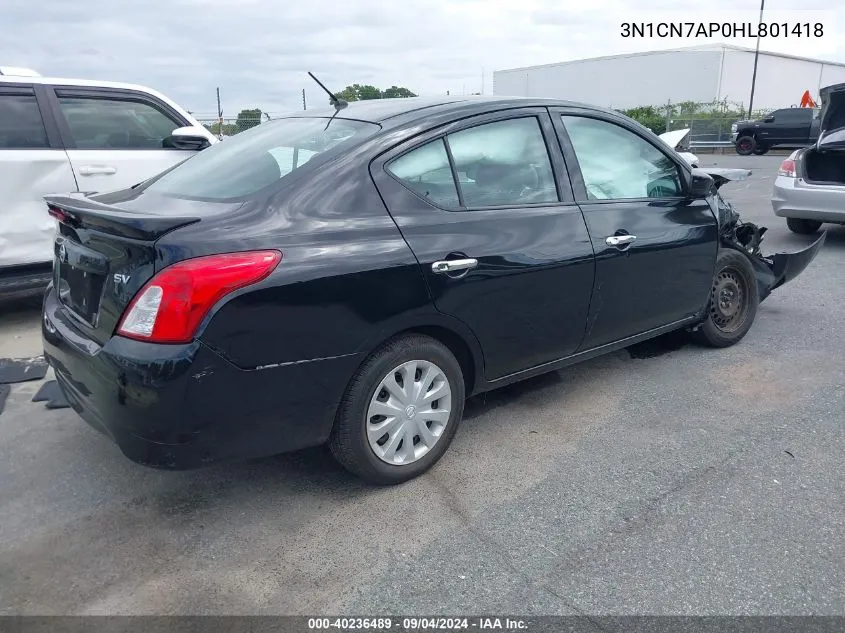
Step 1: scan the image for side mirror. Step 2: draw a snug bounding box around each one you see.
[763,115,775,123]
[168,126,213,151]
[689,170,714,198]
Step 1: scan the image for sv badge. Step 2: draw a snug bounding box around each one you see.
[113,273,130,285]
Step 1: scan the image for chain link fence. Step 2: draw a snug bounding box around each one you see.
[195,115,268,138]
[620,100,777,148]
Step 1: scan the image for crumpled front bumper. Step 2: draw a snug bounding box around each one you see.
[747,232,827,302]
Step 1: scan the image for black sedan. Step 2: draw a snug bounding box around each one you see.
[41,94,824,484]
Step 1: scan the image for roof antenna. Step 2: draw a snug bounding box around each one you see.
[307,72,348,111]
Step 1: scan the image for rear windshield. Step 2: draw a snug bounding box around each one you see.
[145,117,379,200]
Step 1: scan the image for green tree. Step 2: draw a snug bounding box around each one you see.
[619,105,667,135]
[337,85,360,102]
[235,108,262,132]
[334,84,417,104]
[204,122,238,136]
[382,86,417,99]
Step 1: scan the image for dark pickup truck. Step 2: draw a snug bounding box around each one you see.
[732,107,821,155]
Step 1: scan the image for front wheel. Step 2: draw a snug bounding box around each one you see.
[735,136,756,156]
[693,249,759,348]
[329,334,465,485]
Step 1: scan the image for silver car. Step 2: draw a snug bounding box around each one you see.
[772,82,845,234]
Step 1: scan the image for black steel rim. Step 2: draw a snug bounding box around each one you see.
[709,267,749,334]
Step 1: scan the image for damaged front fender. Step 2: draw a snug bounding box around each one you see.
[706,167,826,302]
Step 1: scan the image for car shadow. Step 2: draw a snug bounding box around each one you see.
[0,294,43,320]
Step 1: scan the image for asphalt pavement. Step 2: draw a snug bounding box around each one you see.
[0,154,843,616]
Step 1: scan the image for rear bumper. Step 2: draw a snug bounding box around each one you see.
[772,176,845,223]
[42,287,361,469]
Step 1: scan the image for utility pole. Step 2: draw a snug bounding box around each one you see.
[216,87,223,140]
[747,0,765,119]
[302,89,307,111]
[481,67,485,95]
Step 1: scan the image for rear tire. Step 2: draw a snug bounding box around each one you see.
[735,136,756,156]
[693,249,759,348]
[786,218,822,235]
[329,334,465,485]
[752,145,769,155]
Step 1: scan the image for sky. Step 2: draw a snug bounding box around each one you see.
[3,0,843,117]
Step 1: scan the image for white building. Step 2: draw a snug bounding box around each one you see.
[493,44,845,110]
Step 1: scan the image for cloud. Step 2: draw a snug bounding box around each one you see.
[2,0,843,117]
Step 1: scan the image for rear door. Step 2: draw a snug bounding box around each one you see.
[371,108,595,381]
[46,87,197,194]
[0,84,78,268]
[551,108,717,350]
[765,108,811,145]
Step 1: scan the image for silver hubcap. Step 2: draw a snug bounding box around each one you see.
[366,360,452,466]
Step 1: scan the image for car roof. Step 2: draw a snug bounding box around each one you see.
[0,74,202,127]
[0,73,180,98]
[286,95,611,127]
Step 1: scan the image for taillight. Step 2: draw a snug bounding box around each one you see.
[116,250,282,344]
[47,205,72,223]
[778,159,797,178]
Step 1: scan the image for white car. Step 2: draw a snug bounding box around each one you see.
[0,67,217,295]
[658,128,699,168]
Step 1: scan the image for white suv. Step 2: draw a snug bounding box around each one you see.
[0,67,217,295]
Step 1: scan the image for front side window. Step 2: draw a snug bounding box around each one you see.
[57,96,183,149]
[145,117,379,200]
[561,116,683,200]
[0,94,48,148]
[771,108,806,122]
[387,116,558,209]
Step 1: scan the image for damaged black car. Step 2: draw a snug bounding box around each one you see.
[41,94,824,485]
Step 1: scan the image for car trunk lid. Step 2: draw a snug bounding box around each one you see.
[817,82,845,151]
[45,193,201,346]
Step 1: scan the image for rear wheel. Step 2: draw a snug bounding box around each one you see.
[735,136,756,156]
[752,145,769,155]
[329,334,465,485]
[786,218,822,235]
[693,249,759,348]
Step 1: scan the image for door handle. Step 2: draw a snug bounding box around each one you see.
[78,166,117,176]
[432,258,478,274]
[606,235,637,247]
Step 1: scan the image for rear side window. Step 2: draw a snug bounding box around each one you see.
[386,139,461,208]
[448,118,558,207]
[57,96,183,149]
[387,116,558,210]
[145,118,379,200]
[0,94,49,148]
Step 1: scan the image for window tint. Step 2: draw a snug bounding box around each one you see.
[58,96,182,149]
[386,139,460,208]
[771,108,810,121]
[0,94,48,148]
[145,117,378,200]
[447,117,558,207]
[561,116,683,200]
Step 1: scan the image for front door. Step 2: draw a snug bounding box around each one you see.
[48,88,196,194]
[551,109,718,350]
[371,109,595,380]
